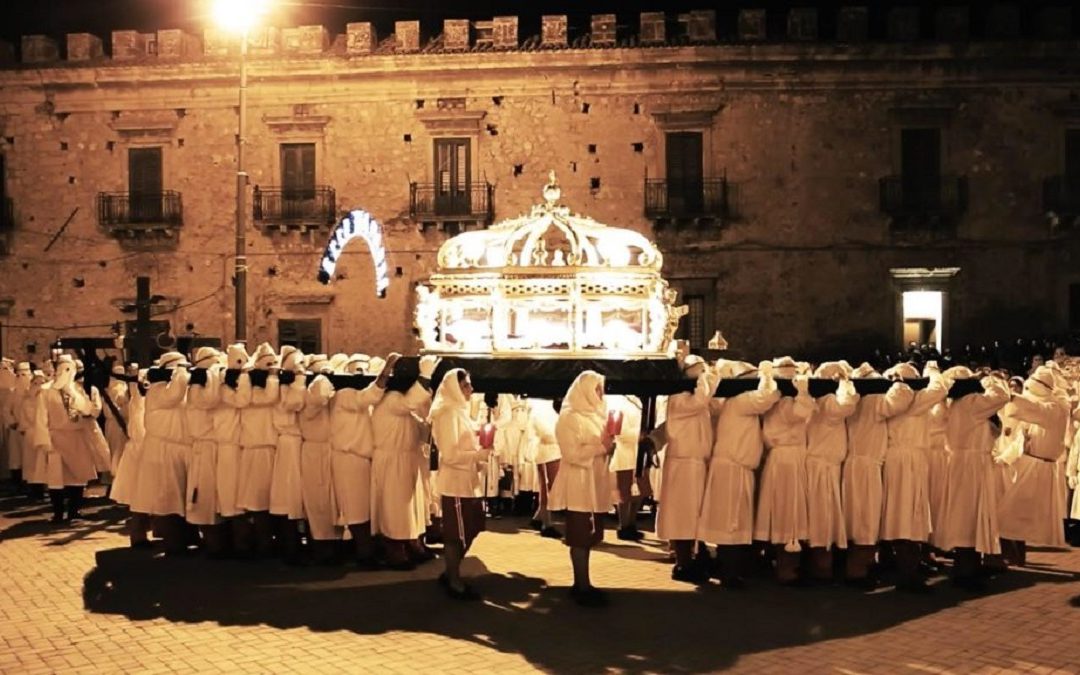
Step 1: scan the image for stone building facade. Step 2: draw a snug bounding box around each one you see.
[0,5,1078,363]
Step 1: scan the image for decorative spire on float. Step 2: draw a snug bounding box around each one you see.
[414,172,688,359]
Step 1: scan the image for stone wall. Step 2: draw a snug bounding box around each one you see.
[0,8,1078,363]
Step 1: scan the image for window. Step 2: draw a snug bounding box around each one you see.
[128,147,163,222]
[434,138,471,216]
[900,128,941,207]
[665,132,704,214]
[281,143,316,199]
[680,294,707,349]
[278,319,321,355]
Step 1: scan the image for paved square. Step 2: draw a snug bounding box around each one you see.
[1,491,1078,674]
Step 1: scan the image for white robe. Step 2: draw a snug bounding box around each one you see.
[998,392,1070,546]
[269,376,307,520]
[300,376,339,540]
[924,402,949,535]
[110,383,146,506]
[214,373,250,518]
[697,379,780,545]
[7,383,27,470]
[330,382,384,525]
[656,371,717,541]
[103,381,130,476]
[371,382,433,539]
[238,373,280,512]
[754,392,816,545]
[935,378,1010,553]
[185,371,221,526]
[18,385,47,485]
[33,384,100,489]
[880,374,948,542]
[842,383,914,545]
[137,370,190,516]
[805,387,858,549]
[433,391,484,500]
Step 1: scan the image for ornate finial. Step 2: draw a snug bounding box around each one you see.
[542,170,561,205]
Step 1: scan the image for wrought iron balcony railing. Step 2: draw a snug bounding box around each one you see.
[1043,175,1080,218]
[879,175,968,221]
[410,182,494,224]
[97,191,183,228]
[253,185,337,228]
[644,177,735,221]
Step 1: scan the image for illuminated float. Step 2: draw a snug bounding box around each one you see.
[414,172,687,360]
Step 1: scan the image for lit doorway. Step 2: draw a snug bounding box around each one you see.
[902,290,942,352]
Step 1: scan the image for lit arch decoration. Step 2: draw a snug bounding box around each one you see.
[317,209,389,298]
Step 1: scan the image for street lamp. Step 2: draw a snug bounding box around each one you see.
[213,0,271,343]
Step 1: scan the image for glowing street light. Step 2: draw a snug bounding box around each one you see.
[211,0,272,342]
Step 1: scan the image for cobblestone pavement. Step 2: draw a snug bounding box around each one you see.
[1,489,1079,675]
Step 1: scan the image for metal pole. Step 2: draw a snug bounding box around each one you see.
[234,30,249,342]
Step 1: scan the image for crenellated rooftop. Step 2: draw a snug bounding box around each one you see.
[0,4,1075,68]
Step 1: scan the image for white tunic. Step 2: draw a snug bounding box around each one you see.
[330,382,384,525]
[754,392,816,545]
[935,378,1010,553]
[103,380,130,475]
[18,384,47,485]
[269,376,307,520]
[371,382,433,539]
[529,399,561,465]
[214,374,250,518]
[998,392,1070,546]
[697,379,780,545]
[238,374,280,512]
[843,382,914,545]
[656,371,717,541]
[185,370,221,526]
[805,385,858,548]
[33,384,100,489]
[924,401,949,534]
[300,376,339,540]
[110,383,146,506]
[880,375,948,542]
[134,370,190,516]
[432,375,485,499]
[548,371,610,514]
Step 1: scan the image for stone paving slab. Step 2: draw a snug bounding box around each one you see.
[1,491,1079,674]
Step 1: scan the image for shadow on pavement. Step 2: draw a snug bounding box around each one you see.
[81,538,1080,674]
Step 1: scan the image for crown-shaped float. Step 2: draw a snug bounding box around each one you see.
[415,172,687,359]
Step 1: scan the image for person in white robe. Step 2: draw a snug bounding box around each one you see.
[371,355,439,569]
[269,346,308,564]
[185,348,226,555]
[607,393,645,541]
[697,360,779,588]
[300,355,339,562]
[238,343,281,557]
[0,358,15,482]
[102,364,131,493]
[998,365,1071,561]
[880,362,949,592]
[33,355,100,523]
[528,398,563,538]
[805,362,859,582]
[549,370,615,606]
[755,357,816,585]
[656,355,719,583]
[110,369,149,546]
[924,365,949,568]
[18,369,49,500]
[7,362,32,490]
[842,362,913,585]
[216,344,251,554]
[935,367,1010,589]
[330,351,398,567]
[432,368,491,600]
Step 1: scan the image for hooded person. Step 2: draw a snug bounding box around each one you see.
[656,354,720,583]
[606,393,646,542]
[842,362,914,585]
[185,347,226,555]
[102,362,131,488]
[299,354,340,562]
[330,351,399,567]
[804,361,860,582]
[7,362,32,488]
[236,342,281,557]
[431,368,491,600]
[880,361,950,592]
[111,366,151,546]
[131,351,192,554]
[935,367,1011,589]
[697,360,780,588]
[216,343,252,552]
[18,369,49,500]
[493,395,531,517]
[77,364,113,482]
[269,345,308,564]
[371,354,440,569]
[32,355,100,523]
[754,357,817,585]
[528,397,563,538]
[923,363,950,567]
[998,365,1071,559]
[0,357,15,480]
[548,370,616,606]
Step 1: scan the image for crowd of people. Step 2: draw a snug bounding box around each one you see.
[1,340,1078,607]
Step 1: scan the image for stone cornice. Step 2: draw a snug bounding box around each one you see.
[415,109,487,135]
[262,114,331,134]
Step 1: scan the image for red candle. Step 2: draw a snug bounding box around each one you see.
[606,409,624,436]
[479,423,497,449]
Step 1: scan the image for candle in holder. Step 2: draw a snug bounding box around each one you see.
[479,423,497,449]
[606,409,624,436]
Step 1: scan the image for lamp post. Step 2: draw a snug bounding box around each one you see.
[213,0,270,343]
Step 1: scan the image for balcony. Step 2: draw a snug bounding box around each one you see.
[1043,175,1080,228]
[644,177,736,227]
[0,197,12,255]
[410,182,494,232]
[97,191,183,241]
[879,175,967,237]
[253,185,337,234]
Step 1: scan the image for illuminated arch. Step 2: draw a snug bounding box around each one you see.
[317,209,389,298]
